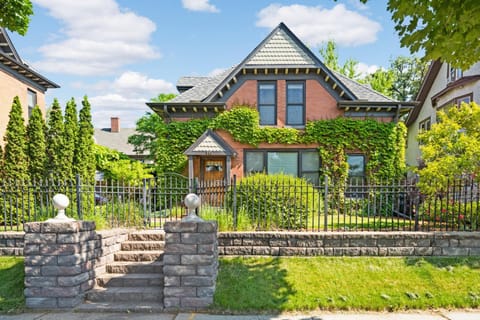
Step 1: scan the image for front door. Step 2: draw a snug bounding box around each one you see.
[201,157,226,182]
[200,157,226,206]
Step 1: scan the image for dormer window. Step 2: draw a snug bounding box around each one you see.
[447,64,462,83]
[258,82,276,125]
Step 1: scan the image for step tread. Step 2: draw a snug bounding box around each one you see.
[97,273,163,280]
[76,301,164,313]
[91,286,163,293]
[86,286,163,302]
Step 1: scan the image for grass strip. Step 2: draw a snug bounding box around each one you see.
[0,257,25,314]
[214,256,480,312]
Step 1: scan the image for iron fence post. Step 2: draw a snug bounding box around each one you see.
[324,174,328,232]
[76,174,82,220]
[232,175,237,230]
[142,178,148,226]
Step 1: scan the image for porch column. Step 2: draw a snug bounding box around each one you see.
[226,156,231,182]
[188,156,194,181]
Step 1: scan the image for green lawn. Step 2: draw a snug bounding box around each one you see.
[0,257,24,314]
[214,256,480,312]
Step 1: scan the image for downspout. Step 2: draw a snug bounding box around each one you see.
[394,103,401,123]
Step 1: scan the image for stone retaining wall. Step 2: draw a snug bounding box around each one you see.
[218,232,480,256]
[0,232,24,256]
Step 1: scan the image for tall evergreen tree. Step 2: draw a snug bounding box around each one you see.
[45,98,67,180]
[63,98,78,180]
[0,142,4,180]
[3,96,28,181]
[26,105,46,182]
[75,96,95,183]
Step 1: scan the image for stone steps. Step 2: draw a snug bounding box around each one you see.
[106,261,164,274]
[96,272,164,287]
[114,250,164,262]
[76,301,165,313]
[85,286,163,302]
[121,240,165,251]
[81,230,166,311]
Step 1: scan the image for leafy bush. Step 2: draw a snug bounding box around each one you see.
[418,199,480,231]
[232,173,321,230]
[199,206,254,232]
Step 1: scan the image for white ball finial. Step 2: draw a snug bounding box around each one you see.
[182,193,203,222]
[47,194,75,222]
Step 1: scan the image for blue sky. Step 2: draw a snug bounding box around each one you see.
[9,0,413,128]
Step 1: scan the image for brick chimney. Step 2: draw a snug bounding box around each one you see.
[111,117,120,133]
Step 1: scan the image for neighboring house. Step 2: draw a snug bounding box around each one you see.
[94,117,150,162]
[0,27,59,145]
[405,60,480,168]
[147,23,415,183]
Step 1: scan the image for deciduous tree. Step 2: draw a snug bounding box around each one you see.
[0,0,33,35]
[417,102,480,192]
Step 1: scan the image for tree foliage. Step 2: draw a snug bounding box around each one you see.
[389,56,427,101]
[63,98,78,180]
[3,97,28,181]
[319,40,360,80]
[74,96,95,184]
[26,105,46,182]
[363,68,395,98]
[0,0,33,35]
[45,98,67,180]
[388,0,480,70]
[417,102,480,192]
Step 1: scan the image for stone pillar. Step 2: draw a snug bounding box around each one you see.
[163,221,218,311]
[23,221,96,309]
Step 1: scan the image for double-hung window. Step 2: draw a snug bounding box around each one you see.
[258,82,276,125]
[286,81,305,126]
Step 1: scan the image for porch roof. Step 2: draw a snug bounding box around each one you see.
[184,129,236,156]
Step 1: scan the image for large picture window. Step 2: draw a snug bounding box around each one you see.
[258,82,276,125]
[245,150,319,183]
[286,82,305,126]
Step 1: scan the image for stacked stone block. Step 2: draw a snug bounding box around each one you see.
[163,221,218,311]
[0,232,24,256]
[23,221,96,309]
[218,231,480,257]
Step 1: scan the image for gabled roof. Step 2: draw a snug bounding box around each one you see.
[0,27,59,90]
[150,22,412,117]
[184,129,236,156]
[405,60,442,126]
[94,128,148,157]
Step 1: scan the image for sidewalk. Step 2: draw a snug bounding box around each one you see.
[0,310,479,320]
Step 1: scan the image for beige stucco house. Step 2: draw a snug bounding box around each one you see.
[0,27,59,145]
[405,60,480,168]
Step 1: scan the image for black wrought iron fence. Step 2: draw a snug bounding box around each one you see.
[1,174,479,232]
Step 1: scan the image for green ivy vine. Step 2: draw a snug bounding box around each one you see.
[152,106,406,181]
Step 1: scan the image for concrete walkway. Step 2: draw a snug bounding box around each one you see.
[0,310,479,320]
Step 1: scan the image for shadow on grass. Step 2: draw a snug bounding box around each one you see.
[212,257,295,313]
[404,256,480,269]
[0,257,25,314]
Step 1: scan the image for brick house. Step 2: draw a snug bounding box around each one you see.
[147,23,415,183]
[0,27,59,145]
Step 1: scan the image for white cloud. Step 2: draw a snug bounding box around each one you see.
[355,62,379,78]
[83,71,175,128]
[32,0,159,75]
[256,4,381,47]
[182,0,219,13]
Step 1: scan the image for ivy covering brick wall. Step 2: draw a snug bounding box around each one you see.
[151,106,407,182]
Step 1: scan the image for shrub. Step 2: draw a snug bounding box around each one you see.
[199,206,254,232]
[232,173,321,230]
[418,199,480,231]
